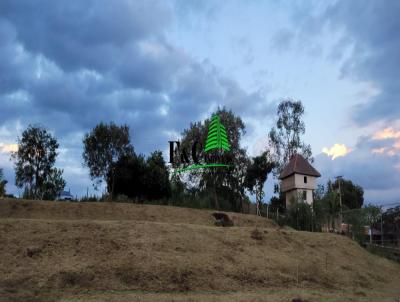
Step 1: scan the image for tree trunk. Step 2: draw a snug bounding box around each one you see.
[213,177,219,210]
[256,190,260,216]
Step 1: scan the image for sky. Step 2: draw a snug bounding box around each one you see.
[0,0,399,205]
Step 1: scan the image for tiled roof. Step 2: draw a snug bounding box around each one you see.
[279,153,321,179]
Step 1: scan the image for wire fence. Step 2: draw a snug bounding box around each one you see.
[252,201,400,256]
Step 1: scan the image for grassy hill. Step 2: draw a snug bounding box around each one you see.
[0,199,399,302]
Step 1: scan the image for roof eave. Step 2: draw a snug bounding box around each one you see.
[279,171,321,180]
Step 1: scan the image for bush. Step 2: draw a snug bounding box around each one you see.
[79,195,99,202]
[287,201,314,231]
[115,194,132,203]
[110,151,171,202]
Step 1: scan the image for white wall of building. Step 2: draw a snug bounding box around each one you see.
[281,173,317,208]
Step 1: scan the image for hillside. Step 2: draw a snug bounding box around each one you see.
[0,199,399,302]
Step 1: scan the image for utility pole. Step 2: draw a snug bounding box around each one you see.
[335,175,343,231]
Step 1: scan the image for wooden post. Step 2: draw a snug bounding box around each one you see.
[311,203,314,232]
[267,205,269,219]
[276,208,279,223]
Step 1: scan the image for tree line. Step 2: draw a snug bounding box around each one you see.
[1,100,302,206]
[0,99,338,210]
[1,98,398,247]
[0,122,171,203]
[0,99,376,224]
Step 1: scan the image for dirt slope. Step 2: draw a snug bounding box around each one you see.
[0,199,275,227]
[0,199,399,302]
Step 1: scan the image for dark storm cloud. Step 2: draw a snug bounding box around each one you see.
[277,1,400,125]
[0,0,272,198]
[115,41,188,93]
[322,1,400,125]
[0,0,171,72]
[0,19,36,95]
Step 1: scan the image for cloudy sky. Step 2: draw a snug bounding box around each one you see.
[0,0,399,205]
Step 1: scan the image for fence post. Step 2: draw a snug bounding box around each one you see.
[276,208,279,223]
[311,202,314,232]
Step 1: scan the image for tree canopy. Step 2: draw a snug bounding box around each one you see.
[0,168,7,197]
[268,99,312,176]
[331,178,364,209]
[175,107,249,211]
[110,151,170,202]
[312,179,365,233]
[244,151,275,215]
[82,122,134,190]
[382,206,400,247]
[144,151,171,201]
[12,125,65,200]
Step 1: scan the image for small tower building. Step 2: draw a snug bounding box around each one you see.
[279,154,321,208]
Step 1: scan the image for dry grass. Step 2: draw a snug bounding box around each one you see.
[0,198,400,302]
[0,198,275,228]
